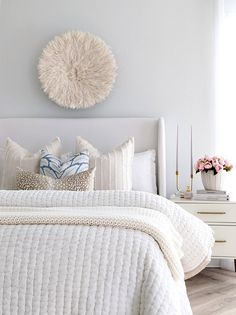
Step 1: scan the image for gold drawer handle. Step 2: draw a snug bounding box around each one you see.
[215,240,227,243]
[197,211,226,215]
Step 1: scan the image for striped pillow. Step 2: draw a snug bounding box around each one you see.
[40,151,89,179]
[2,137,62,189]
[75,137,134,190]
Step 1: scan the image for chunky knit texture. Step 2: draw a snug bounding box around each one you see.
[0,190,214,278]
[0,206,184,281]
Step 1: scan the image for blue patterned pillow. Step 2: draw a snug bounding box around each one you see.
[40,151,89,179]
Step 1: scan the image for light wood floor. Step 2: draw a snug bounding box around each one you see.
[186,268,236,315]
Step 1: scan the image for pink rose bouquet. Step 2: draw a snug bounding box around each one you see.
[195,155,233,175]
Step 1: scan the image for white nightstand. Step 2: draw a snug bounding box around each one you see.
[171,198,236,259]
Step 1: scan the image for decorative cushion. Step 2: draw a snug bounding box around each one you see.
[16,167,95,191]
[132,150,157,193]
[75,137,134,190]
[40,151,89,179]
[2,138,62,190]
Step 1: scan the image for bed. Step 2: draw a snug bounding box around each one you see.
[0,118,214,315]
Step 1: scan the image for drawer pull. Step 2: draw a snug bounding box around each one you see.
[197,211,226,215]
[215,240,227,243]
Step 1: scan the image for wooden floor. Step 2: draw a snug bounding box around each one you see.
[186,268,236,315]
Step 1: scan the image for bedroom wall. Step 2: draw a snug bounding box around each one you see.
[0,0,216,196]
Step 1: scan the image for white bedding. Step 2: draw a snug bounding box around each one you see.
[0,190,214,314]
[0,224,191,315]
[0,206,184,281]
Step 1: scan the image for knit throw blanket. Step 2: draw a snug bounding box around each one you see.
[0,206,184,281]
[0,190,214,279]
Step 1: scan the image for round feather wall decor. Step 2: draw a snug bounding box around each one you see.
[38,31,117,109]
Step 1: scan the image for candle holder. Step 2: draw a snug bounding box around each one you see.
[176,171,182,192]
[175,172,193,197]
[175,171,193,198]
[175,171,184,198]
[175,125,194,198]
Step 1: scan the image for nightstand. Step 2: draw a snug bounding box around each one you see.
[171,198,236,259]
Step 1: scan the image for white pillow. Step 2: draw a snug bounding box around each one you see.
[76,137,134,190]
[2,137,62,190]
[133,150,157,193]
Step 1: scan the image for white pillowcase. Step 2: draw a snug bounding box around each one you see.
[132,150,157,193]
[1,137,62,190]
[76,136,134,190]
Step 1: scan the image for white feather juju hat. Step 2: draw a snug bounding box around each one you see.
[38,31,117,109]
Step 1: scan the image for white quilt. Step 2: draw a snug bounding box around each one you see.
[0,206,185,280]
[0,190,214,315]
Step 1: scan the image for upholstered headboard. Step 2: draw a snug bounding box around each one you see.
[0,117,166,196]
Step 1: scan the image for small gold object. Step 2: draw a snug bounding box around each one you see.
[183,186,193,199]
[197,211,226,215]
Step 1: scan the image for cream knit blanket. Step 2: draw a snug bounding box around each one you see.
[0,206,184,281]
[0,190,214,279]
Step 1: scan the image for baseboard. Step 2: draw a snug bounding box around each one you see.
[208,259,221,268]
[220,259,235,272]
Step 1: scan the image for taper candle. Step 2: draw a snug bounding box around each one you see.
[190,126,193,175]
[176,125,179,173]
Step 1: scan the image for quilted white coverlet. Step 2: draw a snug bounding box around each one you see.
[0,190,214,278]
[0,224,191,315]
[0,206,185,280]
[0,190,213,315]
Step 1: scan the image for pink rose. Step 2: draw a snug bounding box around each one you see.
[224,159,231,167]
[212,158,218,167]
[196,155,232,173]
[204,155,212,161]
[219,158,224,165]
[195,161,205,171]
[204,161,212,169]
[215,164,223,173]
[198,162,205,171]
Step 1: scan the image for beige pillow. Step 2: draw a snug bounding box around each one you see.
[2,137,62,190]
[75,137,134,190]
[16,167,95,191]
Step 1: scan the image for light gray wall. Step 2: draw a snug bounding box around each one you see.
[225,0,236,14]
[0,0,216,196]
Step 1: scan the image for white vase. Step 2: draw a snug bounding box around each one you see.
[201,170,224,191]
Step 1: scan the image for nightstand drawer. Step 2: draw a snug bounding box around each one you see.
[179,203,236,223]
[211,225,236,257]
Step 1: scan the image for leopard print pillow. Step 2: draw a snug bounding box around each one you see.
[16,167,95,191]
